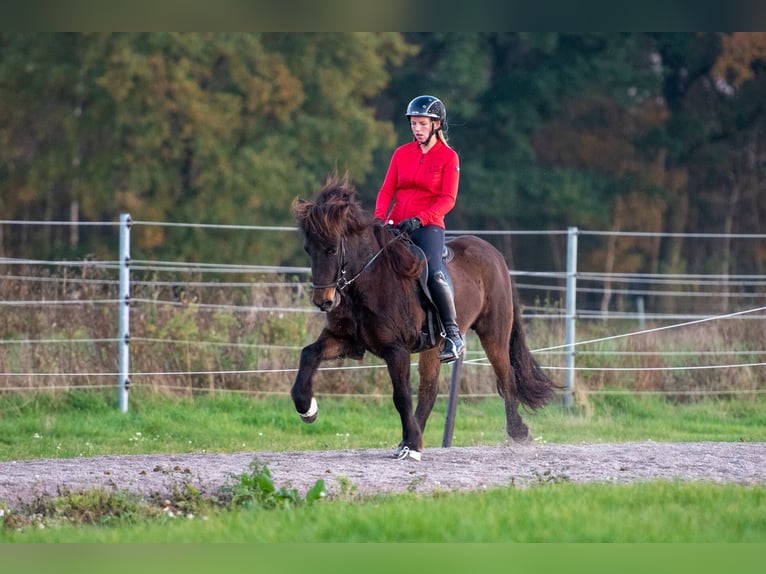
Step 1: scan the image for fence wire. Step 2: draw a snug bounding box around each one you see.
[0,218,764,400]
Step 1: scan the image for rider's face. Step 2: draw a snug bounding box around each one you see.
[410,116,440,144]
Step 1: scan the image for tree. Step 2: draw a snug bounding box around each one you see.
[0,32,414,264]
[649,33,766,292]
[375,33,664,277]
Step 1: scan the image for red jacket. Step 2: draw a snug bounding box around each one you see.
[374,140,460,229]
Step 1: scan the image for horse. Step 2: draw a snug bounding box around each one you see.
[290,174,558,460]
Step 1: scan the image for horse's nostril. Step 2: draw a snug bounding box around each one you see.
[312,288,337,312]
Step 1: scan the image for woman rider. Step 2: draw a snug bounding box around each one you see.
[374,95,465,363]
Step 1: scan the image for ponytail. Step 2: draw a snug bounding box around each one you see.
[437,126,451,147]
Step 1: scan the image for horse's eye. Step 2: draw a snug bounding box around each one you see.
[326,246,338,256]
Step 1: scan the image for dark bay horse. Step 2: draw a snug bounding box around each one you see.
[291,175,557,460]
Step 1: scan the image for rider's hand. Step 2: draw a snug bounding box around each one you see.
[396,217,422,234]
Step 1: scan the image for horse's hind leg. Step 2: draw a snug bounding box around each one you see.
[475,325,533,443]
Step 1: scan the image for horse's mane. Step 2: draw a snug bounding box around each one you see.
[292,173,367,241]
[292,173,422,280]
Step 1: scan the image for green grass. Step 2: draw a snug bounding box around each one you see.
[3,481,765,542]
[2,390,765,543]
[1,390,765,461]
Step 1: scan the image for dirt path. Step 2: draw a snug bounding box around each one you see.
[1,442,764,509]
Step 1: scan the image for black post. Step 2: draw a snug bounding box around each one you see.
[441,354,464,447]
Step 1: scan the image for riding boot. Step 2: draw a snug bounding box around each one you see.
[429,270,465,363]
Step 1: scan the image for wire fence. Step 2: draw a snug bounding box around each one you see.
[1,217,764,408]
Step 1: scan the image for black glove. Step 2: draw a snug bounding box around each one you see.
[396,217,422,234]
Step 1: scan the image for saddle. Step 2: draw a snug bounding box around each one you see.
[408,239,456,354]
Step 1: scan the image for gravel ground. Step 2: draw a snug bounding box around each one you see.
[1,441,764,509]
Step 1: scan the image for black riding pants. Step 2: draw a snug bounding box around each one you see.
[409,225,446,282]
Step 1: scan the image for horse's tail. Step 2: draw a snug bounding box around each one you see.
[509,289,559,410]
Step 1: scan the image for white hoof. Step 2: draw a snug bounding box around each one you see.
[299,397,318,422]
[395,446,422,461]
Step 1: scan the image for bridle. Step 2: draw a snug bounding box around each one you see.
[310,231,405,292]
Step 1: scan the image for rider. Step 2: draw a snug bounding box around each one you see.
[374,95,465,363]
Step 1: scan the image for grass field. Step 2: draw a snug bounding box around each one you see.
[1,390,765,461]
[3,481,765,543]
[1,390,765,543]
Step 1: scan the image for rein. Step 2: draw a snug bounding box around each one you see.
[311,230,405,291]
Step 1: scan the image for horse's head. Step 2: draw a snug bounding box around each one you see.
[292,173,370,312]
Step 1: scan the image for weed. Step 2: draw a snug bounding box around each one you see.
[531,469,571,485]
[407,475,427,492]
[4,487,152,531]
[333,475,359,500]
[217,460,326,510]
[2,460,326,534]
[154,472,208,516]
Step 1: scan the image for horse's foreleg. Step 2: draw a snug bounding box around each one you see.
[291,331,350,423]
[385,348,423,460]
[414,349,442,434]
[291,342,322,423]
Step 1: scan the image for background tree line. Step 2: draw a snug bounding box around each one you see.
[1,32,764,293]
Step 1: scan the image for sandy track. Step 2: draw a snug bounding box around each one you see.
[1,442,764,509]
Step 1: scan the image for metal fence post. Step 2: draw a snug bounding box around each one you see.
[564,226,578,409]
[118,213,131,413]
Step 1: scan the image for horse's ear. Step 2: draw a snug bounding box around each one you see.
[322,171,355,199]
[291,197,310,219]
[339,171,356,201]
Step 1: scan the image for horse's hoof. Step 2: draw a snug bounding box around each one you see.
[394,445,422,461]
[509,426,533,444]
[298,397,318,424]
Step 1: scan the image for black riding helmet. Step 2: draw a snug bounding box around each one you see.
[406,95,447,146]
[405,95,446,122]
